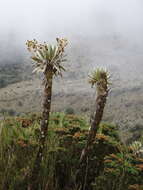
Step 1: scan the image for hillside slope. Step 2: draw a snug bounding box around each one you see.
[0,35,143,132]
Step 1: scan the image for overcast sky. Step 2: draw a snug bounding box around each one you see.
[0,0,143,43]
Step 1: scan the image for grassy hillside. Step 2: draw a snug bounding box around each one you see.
[0,63,32,88]
[0,35,143,139]
[0,75,142,140]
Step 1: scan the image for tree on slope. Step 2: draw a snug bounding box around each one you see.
[77,68,110,189]
[26,38,68,189]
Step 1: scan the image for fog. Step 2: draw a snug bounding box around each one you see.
[0,0,143,77]
[0,0,143,43]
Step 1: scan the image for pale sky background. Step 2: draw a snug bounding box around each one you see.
[0,0,143,43]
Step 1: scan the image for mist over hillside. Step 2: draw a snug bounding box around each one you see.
[1,0,143,79]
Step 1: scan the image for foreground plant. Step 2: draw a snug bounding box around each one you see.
[80,68,110,161]
[130,141,143,157]
[77,68,110,189]
[26,38,68,189]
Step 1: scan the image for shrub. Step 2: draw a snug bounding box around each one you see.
[0,79,7,88]
[65,107,75,115]
[0,114,142,190]
[0,109,17,116]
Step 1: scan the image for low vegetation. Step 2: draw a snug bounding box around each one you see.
[0,64,32,88]
[0,113,142,190]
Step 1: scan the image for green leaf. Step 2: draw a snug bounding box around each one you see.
[31,56,42,63]
[38,49,45,59]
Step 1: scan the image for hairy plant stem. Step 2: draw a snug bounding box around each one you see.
[28,69,53,190]
[77,80,108,189]
[80,92,108,163]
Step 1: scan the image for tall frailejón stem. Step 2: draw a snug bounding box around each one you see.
[40,71,53,151]
[77,69,110,189]
[26,38,68,190]
[28,71,53,190]
[80,69,109,162]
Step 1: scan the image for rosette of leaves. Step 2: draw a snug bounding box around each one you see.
[26,38,68,76]
[88,68,110,91]
[130,141,143,156]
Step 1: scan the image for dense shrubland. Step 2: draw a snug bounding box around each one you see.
[0,113,143,190]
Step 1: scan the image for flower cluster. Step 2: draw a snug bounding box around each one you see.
[26,38,68,76]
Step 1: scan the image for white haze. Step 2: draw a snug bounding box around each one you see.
[0,0,143,81]
[0,0,143,43]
